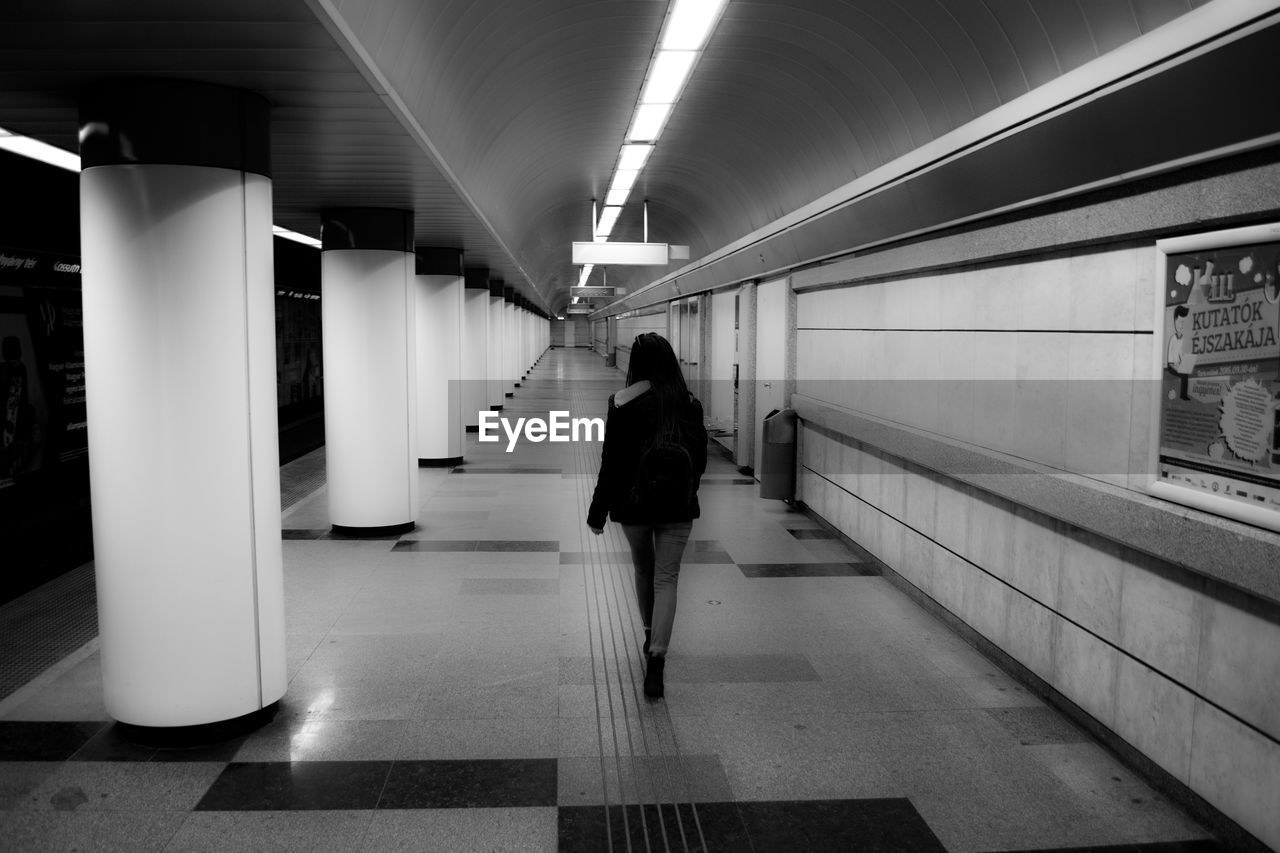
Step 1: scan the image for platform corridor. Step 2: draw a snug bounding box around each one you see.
[0,348,1222,851]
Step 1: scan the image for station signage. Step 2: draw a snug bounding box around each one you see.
[565,305,593,315]
[570,286,616,298]
[571,241,669,266]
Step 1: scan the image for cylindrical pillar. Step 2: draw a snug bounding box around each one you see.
[504,287,517,398]
[519,298,529,380]
[524,304,534,372]
[487,280,505,410]
[514,295,524,381]
[606,317,619,367]
[415,248,463,465]
[737,281,758,474]
[79,80,285,731]
[462,268,490,431]
[321,208,417,535]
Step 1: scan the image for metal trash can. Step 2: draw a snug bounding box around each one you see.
[759,408,798,500]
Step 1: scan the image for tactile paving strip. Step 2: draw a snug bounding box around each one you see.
[0,562,98,702]
[280,446,327,511]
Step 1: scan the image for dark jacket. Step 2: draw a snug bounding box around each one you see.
[587,382,708,528]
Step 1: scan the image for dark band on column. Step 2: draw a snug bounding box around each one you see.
[489,281,505,298]
[503,287,515,303]
[321,209,414,252]
[415,248,463,276]
[464,268,490,290]
[115,702,279,748]
[79,79,271,177]
[331,521,416,538]
[418,456,464,467]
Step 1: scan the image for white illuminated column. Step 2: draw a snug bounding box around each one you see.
[523,304,533,374]
[78,80,285,732]
[321,208,418,534]
[514,297,524,379]
[504,288,517,397]
[487,282,505,410]
[524,308,531,371]
[461,269,490,431]
[414,248,463,465]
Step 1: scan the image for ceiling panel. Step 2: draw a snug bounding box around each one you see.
[0,0,1218,313]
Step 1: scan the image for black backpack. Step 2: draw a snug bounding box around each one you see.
[630,405,696,514]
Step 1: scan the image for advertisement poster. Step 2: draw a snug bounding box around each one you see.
[275,289,323,406]
[0,249,87,489]
[1151,224,1280,530]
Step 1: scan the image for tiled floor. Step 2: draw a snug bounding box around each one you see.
[0,348,1225,851]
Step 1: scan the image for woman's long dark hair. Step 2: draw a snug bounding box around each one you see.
[625,332,691,439]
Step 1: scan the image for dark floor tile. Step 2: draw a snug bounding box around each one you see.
[71,723,248,763]
[451,467,563,474]
[787,528,837,539]
[474,540,560,552]
[692,540,725,552]
[986,707,1090,745]
[0,721,107,761]
[737,562,878,578]
[322,530,405,541]
[560,551,634,564]
[151,736,249,763]
[69,725,156,761]
[684,550,734,564]
[737,798,946,852]
[282,529,326,540]
[392,540,478,552]
[195,761,392,810]
[699,479,755,486]
[989,842,1225,853]
[558,802,750,853]
[379,759,557,808]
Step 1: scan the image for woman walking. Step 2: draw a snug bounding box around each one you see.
[587,332,707,698]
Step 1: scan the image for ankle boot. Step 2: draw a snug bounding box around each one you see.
[644,654,665,699]
[642,629,651,655]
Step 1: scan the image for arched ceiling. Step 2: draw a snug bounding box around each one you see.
[316,0,1216,308]
[0,0,1238,314]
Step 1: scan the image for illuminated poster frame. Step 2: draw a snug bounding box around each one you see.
[1148,222,1280,532]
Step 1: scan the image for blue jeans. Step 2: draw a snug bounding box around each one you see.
[621,521,693,657]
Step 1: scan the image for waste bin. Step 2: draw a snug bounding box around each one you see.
[759,408,798,500]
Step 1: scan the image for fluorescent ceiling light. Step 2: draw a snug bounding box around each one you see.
[595,206,622,238]
[627,103,672,142]
[618,144,653,171]
[577,264,595,287]
[0,127,325,250]
[0,128,80,172]
[641,50,697,104]
[605,186,630,207]
[609,169,639,196]
[272,226,322,248]
[661,0,729,51]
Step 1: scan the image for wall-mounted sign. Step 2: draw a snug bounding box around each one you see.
[0,249,81,277]
[565,305,593,315]
[571,286,616,298]
[1149,222,1280,532]
[572,241,668,266]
